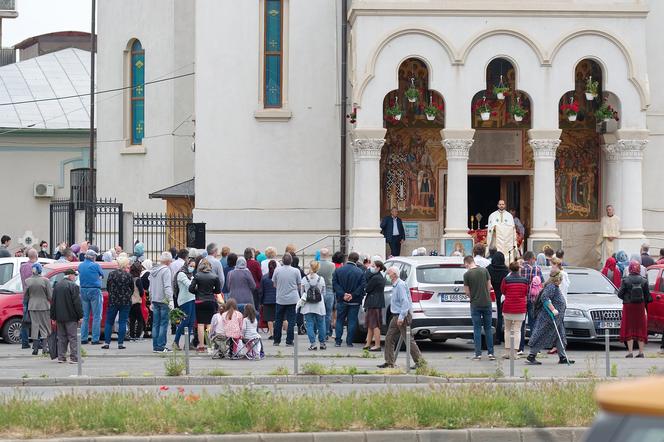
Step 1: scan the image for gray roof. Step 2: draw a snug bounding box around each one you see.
[149,179,195,199]
[0,48,91,129]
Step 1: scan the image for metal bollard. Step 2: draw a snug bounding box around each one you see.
[76,327,82,376]
[509,329,515,378]
[405,325,411,374]
[184,327,190,375]
[293,323,299,375]
[605,328,610,377]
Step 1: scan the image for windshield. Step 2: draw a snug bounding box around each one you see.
[416,265,466,284]
[544,269,616,294]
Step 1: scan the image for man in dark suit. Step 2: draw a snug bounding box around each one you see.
[380,208,405,256]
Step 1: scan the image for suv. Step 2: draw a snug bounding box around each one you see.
[0,261,119,344]
[357,256,494,342]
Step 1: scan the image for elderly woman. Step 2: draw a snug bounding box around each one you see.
[602,256,622,288]
[261,247,280,275]
[618,260,651,358]
[526,269,575,365]
[189,258,222,352]
[363,257,386,352]
[103,257,134,349]
[227,257,257,311]
[615,250,630,279]
[25,263,53,355]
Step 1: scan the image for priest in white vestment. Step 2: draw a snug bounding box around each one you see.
[596,205,621,266]
[486,200,518,262]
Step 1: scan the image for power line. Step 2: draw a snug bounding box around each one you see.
[0,71,195,107]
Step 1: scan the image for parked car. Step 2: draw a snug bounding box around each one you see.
[645,264,664,336]
[0,261,120,344]
[356,256,494,342]
[0,257,54,286]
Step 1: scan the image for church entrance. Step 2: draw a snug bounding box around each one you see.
[468,176,500,229]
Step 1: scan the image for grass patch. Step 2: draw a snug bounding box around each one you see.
[164,351,186,377]
[115,372,130,378]
[301,363,369,375]
[0,383,598,437]
[206,369,230,377]
[269,366,289,376]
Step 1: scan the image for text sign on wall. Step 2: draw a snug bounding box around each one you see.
[403,222,419,240]
[469,130,522,166]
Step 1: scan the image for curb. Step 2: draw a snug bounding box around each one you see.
[0,375,608,387]
[1,428,590,442]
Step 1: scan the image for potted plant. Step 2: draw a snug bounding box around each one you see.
[510,98,527,122]
[169,308,187,325]
[585,76,599,101]
[405,86,419,103]
[560,99,580,122]
[595,102,618,122]
[346,107,357,125]
[386,98,402,121]
[473,96,492,121]
[493,75,509,100]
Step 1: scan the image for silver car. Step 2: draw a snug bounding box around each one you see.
[357,256,494,342]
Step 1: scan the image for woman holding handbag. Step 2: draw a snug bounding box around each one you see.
[363,257,386,352]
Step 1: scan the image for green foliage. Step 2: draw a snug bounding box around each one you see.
[164,350,186,377]
[585,77,599,96]
[269,366,289,376]
[405,87,419,101]
[386,104,402,117]
[610,363,618,378]
[206,369,230,377]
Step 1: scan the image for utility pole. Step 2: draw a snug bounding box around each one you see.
[87,0,96,243]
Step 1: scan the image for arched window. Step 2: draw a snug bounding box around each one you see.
[264,0,282,107]
[130,40,145,145]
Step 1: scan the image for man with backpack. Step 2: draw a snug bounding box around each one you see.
[518,251,543,355]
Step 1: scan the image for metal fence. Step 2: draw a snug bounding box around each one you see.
[88,198,123,253]
[133,213,192,261]
[49,199,75,248]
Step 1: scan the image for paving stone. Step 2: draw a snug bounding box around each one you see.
[417,429,469,442]
[22,377,58,386]
[121,377,155,386]
[288,375,320,384]
[353,375,385,384]
[88,376,124,386]
[520,427,574,442]
[319,375,351,384]
[149,437,207,442]
[207,435,259,442]
[571,428,590,442]
[260,433,315,442]
[385,375,412,384]
[366,430,417,442]
[252,375,289,384]
[313,431,366,442]
[468,428,519,442]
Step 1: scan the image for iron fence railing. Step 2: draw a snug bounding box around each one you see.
[133,213,192,262]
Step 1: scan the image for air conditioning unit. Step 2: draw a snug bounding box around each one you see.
[33,182,54,198]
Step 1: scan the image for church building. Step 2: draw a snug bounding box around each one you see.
[96,0,664,267]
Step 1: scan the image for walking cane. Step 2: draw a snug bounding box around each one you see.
[547,307,570,366]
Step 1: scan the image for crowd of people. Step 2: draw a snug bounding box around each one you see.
[6,230,664,366]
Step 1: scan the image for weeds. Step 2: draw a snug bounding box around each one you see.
[206,369,230,377]
[164,351,186,377]
[610,363,618,378]
[522,368,530,380]
[647,365,659,376]
[269,366,289,376]
[300,363,369,375]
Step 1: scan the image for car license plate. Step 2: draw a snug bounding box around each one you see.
[598,321,620,329]
[440,293,467,302]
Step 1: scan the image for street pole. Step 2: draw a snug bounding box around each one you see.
[509,329,515,378]
[87,0,96,243]
[605,328,610,377]
[405,325,411,374]
[293,324,299,375]
[77,327,83,376]
[184,327,190,375]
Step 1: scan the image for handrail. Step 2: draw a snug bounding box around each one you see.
[294,235,348,255]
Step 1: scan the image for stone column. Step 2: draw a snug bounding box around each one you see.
[349,128,386,257]
[615,130,648,251]
[601,138,621,219]
[527,129,562,251]
[441,129,474,252]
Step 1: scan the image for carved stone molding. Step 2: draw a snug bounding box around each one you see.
[442,138,473,160]
[529,138,560,160]
[351,138,385,160]
[616,139,648,160]
[602,143,619,162]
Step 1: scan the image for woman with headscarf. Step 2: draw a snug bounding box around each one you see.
[128,261,146,341]
[626,254,647,278]
[487,251,509,345]
[525,270,575,365]
[24,263,52,355]
[227,257,256,311]
[617,260,651,358]
[601,256,622,288]
[615,250,630,278]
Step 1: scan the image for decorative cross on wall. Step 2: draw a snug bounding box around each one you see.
[135,60,144,69]
[135,85,143,95]
[136,122,143,135]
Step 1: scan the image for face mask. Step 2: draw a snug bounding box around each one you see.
[42,247,48,252]
[369,266,378,274]
[188,266,195,273]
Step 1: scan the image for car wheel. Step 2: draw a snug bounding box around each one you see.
[2,318,22,344]
[429,337,447,343]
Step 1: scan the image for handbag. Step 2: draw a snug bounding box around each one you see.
[47,332,58,360]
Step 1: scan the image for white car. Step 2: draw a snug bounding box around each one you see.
[0,257,55,286]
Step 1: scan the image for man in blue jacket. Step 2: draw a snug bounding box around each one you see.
[332,252,366,347]
[380,208,405,256]
[79,249,103,344]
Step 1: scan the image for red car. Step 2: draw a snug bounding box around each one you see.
[646,264,664,334]
[0,261,119,344]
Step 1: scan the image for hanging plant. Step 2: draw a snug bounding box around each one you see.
[473,96,492,121]
[510,97,527,122]
[346,107,357,124]
[493,75,509,100]
[422,96,443,121]
[560,97,579,122]
[386,97,402,121]
[595,102,618,122]
[585,76,599,101]
[405,77,419,103]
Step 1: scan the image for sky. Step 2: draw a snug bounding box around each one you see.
[2,0,91,48]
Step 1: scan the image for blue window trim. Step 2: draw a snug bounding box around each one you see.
[130,40,145,145]
[264,0,282,108]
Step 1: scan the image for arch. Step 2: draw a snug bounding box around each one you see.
[550,29,648,109]
[459,28,546,66]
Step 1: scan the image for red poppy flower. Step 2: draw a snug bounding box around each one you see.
[159,386,169,391]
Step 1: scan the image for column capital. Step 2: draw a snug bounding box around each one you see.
[528,138,561,160]
[443,138,473,160]
[602,143,619,162]
[351,138,385,160]
[616,139,648,160]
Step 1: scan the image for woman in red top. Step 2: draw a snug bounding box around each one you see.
[500,261,529,359]
[601,256,622,288]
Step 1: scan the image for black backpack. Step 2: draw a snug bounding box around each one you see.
[627,280,645,304]
[305,275,322,303]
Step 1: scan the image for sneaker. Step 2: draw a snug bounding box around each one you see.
[559,357,575,364]
[162,348,172,353]
[272,342,280,347]
[334,343,342,348]
[101,344,109,349]
[21,344,30,349]
[152,349,162,353]
[118,345,126,350]
[488,354,496,361]
[377,363,395,369]
[267,335,273,340]
[68,360,79,364]
[308,345,317,351]
[347,343,354,348]
[502,354,511,360]
[517,350,525,356]
[525,355,541,365]
[471,355,481,361]
[285,342,294,347]
[635,353,645,359]
[57,359,66,364]
[319,343,327,350]
[625,353,634,358]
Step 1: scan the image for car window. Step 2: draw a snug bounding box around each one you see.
[400,264,411,281]
[49,268,113,290]
[0,263,13,286]
[416,265,466,284]
[646,269,659,292]
[563,270,617,294]
[0,273,22,293]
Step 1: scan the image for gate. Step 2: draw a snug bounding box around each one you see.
[133,213,192,261]
[49,199,75,248]
[88,198,124,253]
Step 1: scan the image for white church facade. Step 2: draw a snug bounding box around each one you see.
[96,0,664,267]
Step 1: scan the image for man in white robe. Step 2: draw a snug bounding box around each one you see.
[486,200,518,262]
[596,205,621,266]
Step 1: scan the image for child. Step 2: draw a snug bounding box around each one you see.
[209,303,227,357]
[221,299,243,340]
[242,304,261,341]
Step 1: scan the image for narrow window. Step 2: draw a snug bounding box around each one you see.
[130,40,145,145]
[264,0,282,108]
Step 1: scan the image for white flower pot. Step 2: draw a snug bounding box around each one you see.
[585,92,596,101]
[514,115,523,122]
[568,114,577,122]
[426,114,436,121]
[394,114,402,121]
[480,112,490,121]
[497,92,505,100]
[408,97,417,103]
[603,118,612,122]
